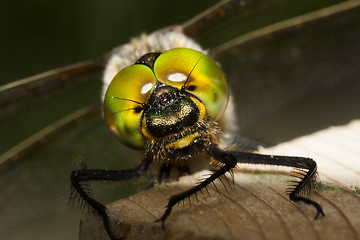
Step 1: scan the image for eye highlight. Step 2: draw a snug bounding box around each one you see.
[103,64,156,149]
[168,72,187,82]
[154,48,229,120]
[141,83,153,94]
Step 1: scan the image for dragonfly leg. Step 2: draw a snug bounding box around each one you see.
[70,158,151,240]
[157,163,191,184]
[157,145,324,228]
[156,142,237,227]
[157,163,172,184]
[145,163,172,189]
[231,151,325,218]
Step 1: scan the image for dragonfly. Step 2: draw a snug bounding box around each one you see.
[1,0,360,239]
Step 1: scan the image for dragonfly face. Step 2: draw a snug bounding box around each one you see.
[103,47,230,170]
[1,1,360,239]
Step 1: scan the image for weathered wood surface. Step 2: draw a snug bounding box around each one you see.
[79,120,360,240]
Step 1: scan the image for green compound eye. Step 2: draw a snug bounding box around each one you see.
[104,64,156,149]
[154,48,229,120]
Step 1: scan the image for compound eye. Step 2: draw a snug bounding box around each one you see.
[154,48,229,120]
[103,64,155,149]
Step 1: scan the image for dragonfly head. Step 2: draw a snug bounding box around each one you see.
[103,48,229,161]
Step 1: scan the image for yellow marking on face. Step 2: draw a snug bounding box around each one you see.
[165,132,200,149]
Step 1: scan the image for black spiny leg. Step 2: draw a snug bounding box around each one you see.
[146,164,172,189]
[157,144,324,228]
[157,142,237,227]
[70,158,151,240]
[231,151,325,219]
[157,164,172,184]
